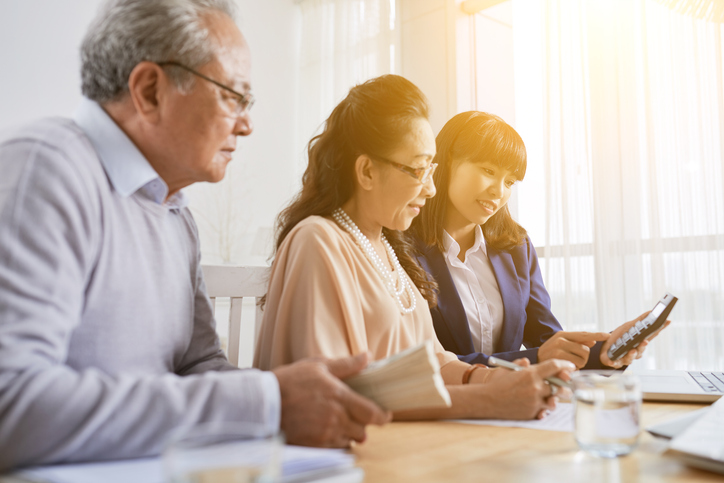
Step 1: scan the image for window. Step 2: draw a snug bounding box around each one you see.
[506,0,724,370]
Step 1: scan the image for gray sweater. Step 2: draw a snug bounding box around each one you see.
[0,111,278,470]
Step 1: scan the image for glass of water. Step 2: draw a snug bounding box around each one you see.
[572,372,641,458]
[163,421,283,483]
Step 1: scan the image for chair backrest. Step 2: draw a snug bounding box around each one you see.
[201,265,270,367]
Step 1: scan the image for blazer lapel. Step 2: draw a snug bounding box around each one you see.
[422,245,476,355]
[488,245,525,353]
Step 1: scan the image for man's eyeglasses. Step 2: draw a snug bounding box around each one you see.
[158,61,255,116]
[374,155,438,184]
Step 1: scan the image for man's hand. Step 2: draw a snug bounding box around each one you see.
[537,331,610,368]
[272,353,391,448]
[478,358,576,420]
[599,311,672,368]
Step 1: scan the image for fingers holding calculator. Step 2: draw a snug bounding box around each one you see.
[599,293,677,369]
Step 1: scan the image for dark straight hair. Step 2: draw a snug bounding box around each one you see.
[272,74,437,305]
[410,111,528,252]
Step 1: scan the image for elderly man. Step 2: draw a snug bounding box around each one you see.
[0,0,388,471]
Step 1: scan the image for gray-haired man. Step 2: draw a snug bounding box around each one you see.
[0,0,388,471]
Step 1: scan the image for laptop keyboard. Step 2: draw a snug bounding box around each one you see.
[688,372,724,393]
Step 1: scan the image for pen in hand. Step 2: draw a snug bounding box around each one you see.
[487,356,573,390]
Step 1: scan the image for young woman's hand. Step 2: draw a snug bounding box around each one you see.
[537,331,610,369]
[599,312,672,368]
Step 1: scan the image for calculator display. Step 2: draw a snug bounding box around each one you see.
[650,303,665,318]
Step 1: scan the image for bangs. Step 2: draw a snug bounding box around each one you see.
[450,116,527,180]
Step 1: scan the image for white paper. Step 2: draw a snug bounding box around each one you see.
[670,397,724,461]
[450,402,575,432]
[15,458,163,483]
[11,446,356,483]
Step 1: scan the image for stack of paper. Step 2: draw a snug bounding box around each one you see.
[344,340,452,412]
[668,397,724,475]
[281,446,362,482]
[282,446,353,475]
[12,446,362,483]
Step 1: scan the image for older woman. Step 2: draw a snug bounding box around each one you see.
[254,75,573,421]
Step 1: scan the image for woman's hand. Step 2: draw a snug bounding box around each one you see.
[537,331,610,369]
[599,312,672,368]
[473,359,576,420]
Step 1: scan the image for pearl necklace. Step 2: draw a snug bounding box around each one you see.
[332,208,417,315]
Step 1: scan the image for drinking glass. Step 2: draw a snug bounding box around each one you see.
[572,372,641,458]
[163,421,282,483]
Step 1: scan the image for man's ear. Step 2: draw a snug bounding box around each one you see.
[354,154,376,191]
[126,61,168,124]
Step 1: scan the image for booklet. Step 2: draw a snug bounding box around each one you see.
[343,340,452,412]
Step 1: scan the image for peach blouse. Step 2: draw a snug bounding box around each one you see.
[253,216,458,370]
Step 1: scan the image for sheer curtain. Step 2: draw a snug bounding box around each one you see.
[512,0,724,370]
[296,0,398,175]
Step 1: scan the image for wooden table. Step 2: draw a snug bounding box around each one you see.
[352,402,720,482]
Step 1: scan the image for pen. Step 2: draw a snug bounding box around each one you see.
[487,356,572,390]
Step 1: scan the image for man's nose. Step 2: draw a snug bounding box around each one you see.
[234,110,253,136]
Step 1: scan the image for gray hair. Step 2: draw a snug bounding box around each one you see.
[80,0,237,103]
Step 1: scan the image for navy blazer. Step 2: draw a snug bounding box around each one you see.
[413,235,609,369]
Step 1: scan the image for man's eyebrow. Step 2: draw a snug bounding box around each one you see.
[413,153,435,159]
[236,81,252,92]
[226,78,251,93]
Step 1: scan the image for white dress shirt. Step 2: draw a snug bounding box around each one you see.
[443,225,505,355]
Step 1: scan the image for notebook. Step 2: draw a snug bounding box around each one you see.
[668,396,724,475]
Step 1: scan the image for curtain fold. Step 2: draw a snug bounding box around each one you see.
[296,0,397,178]
[514,0,724,370]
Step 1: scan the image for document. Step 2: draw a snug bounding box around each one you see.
[668,397,724,475]
[450,402,574,432]
[646,407,710,439]
[10,446,360,483]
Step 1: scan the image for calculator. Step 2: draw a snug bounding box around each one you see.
[607,293,678,362]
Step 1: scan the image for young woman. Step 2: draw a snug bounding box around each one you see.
[253,76,573,422]
[410,111,668,370]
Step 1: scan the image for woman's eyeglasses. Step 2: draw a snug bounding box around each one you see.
[374,156,437,184]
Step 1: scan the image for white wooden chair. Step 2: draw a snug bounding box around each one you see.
[202,265,270,367]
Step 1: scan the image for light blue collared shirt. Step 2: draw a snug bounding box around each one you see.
[72,97,188,209]
[65,97,281,438]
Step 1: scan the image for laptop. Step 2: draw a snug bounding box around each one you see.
[634,369,724,402]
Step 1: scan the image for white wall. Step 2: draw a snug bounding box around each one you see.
[399,0,456,134]
[400,0,519,216]
[187,1,300,265]
[0,0,301,266]
[0,1,98,130]
[398,0,515,132]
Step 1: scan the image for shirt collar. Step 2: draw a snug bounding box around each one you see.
[443,225,488,262]
[72,97,187,208]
